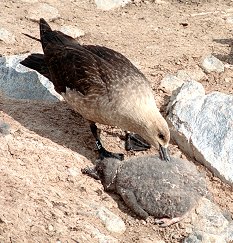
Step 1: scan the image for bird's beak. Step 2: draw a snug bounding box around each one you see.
[159,144,170,162]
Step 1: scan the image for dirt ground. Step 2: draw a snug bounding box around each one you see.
[0,0,233,242]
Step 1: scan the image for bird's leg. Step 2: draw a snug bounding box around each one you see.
[125,132,151,151]
[90,123,124,161]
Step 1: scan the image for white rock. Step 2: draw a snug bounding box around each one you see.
[67,167,79,177]
[27,3,60,22]
[226,16,233,24]
[160,74,185,94]
[184,198,233,243]
[160,67,206,94]
[0,54,62,101]
[95,0,131,10]
[95,206,126,234]
[60,26,85,38]
[85,224,118,243]
[48,225,54,231]
[0,28,16,44]
[177,66,206,81]
[167,81,233,185]
[201,55,224,73]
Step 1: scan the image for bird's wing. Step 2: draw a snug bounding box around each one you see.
[44,44,114,98]
[84,45,148,82]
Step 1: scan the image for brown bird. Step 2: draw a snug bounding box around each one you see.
[20,18,170,161]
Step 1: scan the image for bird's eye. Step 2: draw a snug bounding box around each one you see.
[158,133,164,140]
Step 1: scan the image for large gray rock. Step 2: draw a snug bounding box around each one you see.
[184,198,233,243]
[167,81,233,185]
[0,55,62,101]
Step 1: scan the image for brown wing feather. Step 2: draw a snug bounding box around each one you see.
[83,45,147,81]
[44,44,111,96]
[37,18,150,99]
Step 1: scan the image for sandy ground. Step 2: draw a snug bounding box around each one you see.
[0,0,233,242]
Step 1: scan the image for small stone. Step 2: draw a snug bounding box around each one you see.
[95,206,126,234]
[226,16,233,24]
[0,121,10,136]
[48,225,54,231]
[67,167,79,177]
[0,28,16,44]
[57,218,62,223]
[94,0,131,10]
[27,3,60,22]
[160,74,185,94]
[60,26,85,39]
[85,223,118,242]
[176,67,207,81]
[224,77,231,83]
[201,55,224,73]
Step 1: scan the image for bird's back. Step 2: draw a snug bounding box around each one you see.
[21,19,157,129]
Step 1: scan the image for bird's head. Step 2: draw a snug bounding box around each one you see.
[142,114,170,162]
[123,93,171,162]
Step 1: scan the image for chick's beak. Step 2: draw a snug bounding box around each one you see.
[159,144,170,162]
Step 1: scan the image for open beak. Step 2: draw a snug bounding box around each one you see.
[159,144,170,162]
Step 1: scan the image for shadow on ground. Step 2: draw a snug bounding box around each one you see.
[213,38,233,64]
[0,98,100,161]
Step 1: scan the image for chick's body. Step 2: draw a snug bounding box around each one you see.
[97,156,208,222]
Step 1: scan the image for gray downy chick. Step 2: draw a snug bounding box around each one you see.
[82,155,208,227]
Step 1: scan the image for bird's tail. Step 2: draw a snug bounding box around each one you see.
[39,18,53,50]
[20,53,50,79]
[39,18,78,50]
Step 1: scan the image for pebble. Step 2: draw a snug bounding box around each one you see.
[27,3,60,22]
[95,206,126,234]
[160,74,185,94]
[201,55,224,73]
[85,223,118,243]
[226,16,233,24]
[0,28,16,44]
[67,167,79,177]
[0,121,10,135]
[94,0,131,10]
[48,225,54,231]
[176,67,206,81]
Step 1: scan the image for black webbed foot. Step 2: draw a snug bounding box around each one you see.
[98,147,124,161]
[90,123,124,161]
[125,132,151,151]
